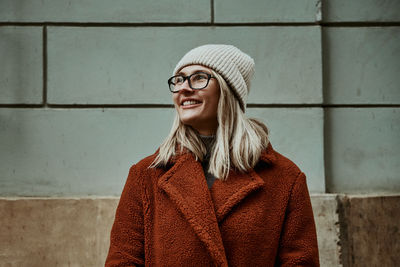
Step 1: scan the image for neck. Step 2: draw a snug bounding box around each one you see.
[198,134,215,159]
[196,129,216,136]
[192,120,218,136]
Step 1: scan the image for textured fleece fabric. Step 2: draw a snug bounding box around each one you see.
[105,143,320,267]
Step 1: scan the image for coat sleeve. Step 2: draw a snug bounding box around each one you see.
[276,172,320,267]
[105,164,145,267]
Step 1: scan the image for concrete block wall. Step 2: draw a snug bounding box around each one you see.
[0,0,399,266]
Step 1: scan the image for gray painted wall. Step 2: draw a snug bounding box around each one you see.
[1,0,399,195]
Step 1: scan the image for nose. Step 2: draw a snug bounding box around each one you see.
[177,79,193,93]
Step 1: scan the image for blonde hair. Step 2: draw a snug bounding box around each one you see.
[150,70,269,180]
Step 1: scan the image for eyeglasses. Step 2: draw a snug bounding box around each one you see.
[168,72,215,93]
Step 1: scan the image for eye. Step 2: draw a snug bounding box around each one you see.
[173,76,184,85]
[192,73,208,81]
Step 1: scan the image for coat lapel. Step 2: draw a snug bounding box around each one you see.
[156,143,276,266]
[210,169,265,223]
[157,152,229,267]
[210,143,276,223]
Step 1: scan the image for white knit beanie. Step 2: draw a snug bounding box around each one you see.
[173,44,255,111]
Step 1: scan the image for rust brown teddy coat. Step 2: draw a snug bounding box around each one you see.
[106,143,319,266]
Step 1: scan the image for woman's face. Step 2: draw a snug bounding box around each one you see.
[172,65,220,136]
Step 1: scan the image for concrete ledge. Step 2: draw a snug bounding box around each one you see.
[0,197,119,266]
[338,194,400,267]
[0,194,399,266]
[311,194,341,266]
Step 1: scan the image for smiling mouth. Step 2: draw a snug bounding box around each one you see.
[181,100,202,106]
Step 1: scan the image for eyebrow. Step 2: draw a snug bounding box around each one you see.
[177,69,211,76]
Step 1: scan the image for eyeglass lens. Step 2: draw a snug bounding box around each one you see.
[169,73,210,92]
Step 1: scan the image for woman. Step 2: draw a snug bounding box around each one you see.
[106,44,319,266]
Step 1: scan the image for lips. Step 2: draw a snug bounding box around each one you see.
[180,99,202,106]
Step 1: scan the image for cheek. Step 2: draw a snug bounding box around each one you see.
[209,91,220,114]
[211,98,219,116]
[172,94,179,107]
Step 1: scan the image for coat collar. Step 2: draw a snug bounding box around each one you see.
[260,142,276,165]
[210,142,276,222]
[157,142,275,266]
[157,152,229,266]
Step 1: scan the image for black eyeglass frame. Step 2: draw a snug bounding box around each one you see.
[168,72,216,93]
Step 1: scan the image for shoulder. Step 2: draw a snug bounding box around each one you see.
[126,150,167,185]
[258,143,305,188]
[273,149,302,176]
[261,143,302,175]
[133,151,159,171]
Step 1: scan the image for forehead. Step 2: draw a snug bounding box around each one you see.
[178,65,212,75]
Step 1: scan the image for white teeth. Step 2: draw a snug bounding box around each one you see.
[182,100,201,106]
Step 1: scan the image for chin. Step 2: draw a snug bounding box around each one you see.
[178,111,199,124]
[180,118,199,128]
